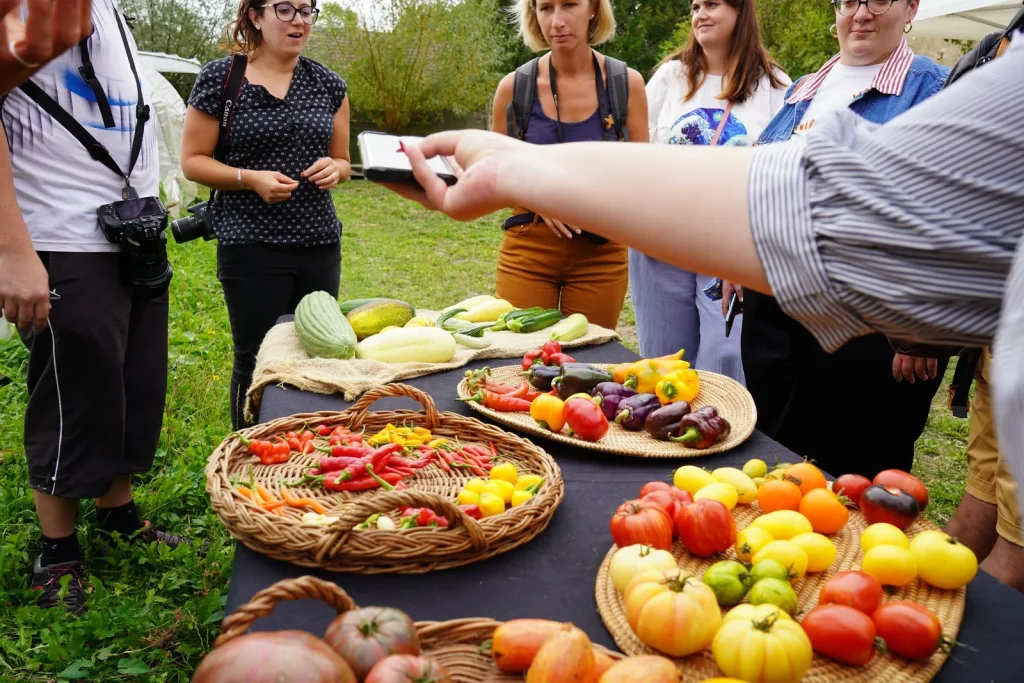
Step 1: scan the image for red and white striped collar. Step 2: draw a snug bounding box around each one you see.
[786,36,916,104]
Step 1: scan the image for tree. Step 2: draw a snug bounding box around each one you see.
[310,0,504,134]
[605,0,691,77]
[122,0,234,99]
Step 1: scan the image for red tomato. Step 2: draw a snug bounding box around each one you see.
[673,498,736,557]
[872,601,945,661]
[640,481,693,509]
[610,500,674,551]
[860,485,920,530]
[365,655,450,683]
[818,571,884,615]
[563,397,610,441]
[324,607,421,680]
[638,481,672,498]
[640,490,679,519]
[873,469,929,511]
[802,604,878,666]
[833,474,872,507]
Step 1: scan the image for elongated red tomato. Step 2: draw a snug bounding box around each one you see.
[818,571,884,615]
[872,601,945,661]
[802,604,878,666]
[610,500,674,551]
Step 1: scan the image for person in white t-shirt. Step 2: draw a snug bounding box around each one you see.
[1,0,192,616]
[629,0,789,382]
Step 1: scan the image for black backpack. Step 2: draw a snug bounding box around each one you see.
[890,4,1024,416]
[505,54,631,141]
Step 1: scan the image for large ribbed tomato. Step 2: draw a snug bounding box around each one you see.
[324,607,421,680]
[365,655,451,683]
[610,500,674,551]
[192,631,357,683]
[674,499,736,557]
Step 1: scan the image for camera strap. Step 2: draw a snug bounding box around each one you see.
[208,53,248,206]
[17,10,149,200]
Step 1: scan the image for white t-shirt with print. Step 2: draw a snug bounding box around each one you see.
[792,62,884,136]
[1,0,159,252]
[646,60,791,147]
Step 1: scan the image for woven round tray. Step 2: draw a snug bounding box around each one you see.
[206,383,564,574]
[456,364,756,458]
[595,505,966,682]
[215,576,624,682]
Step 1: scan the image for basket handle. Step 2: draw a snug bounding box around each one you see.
[315,489,489,563]
[214,576,356,649]
[346,384,441,431]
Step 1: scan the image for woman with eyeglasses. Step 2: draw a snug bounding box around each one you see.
[181,0,350,429]
[733,0,951,478]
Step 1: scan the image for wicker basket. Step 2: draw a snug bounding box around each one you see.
[206,384,564,573]
[457,364,757,458]
[215,576,624,683]
[595,505,966,682]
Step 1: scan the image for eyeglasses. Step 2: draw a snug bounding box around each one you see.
[261,2,320,24]
[831,0,897,16]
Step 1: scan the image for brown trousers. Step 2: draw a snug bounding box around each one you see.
[495,217,628,330]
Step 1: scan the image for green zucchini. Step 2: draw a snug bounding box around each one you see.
[453,333,493,349]
[339,298,382,315]
[436,308,466,331]
[295,291,357,359]
[508,309,562,333]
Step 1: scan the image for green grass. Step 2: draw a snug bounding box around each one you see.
[0,183,969,681]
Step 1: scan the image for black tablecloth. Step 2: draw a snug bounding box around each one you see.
[227,340,1024,681]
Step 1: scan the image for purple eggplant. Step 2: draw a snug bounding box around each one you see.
[613,393,661,431]
[591,382,637,421]
[644,402,693,440]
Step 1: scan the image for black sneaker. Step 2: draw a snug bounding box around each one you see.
[31,556,86,615]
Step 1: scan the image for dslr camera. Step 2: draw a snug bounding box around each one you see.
[97,195,174,296]
[170,201,216,244]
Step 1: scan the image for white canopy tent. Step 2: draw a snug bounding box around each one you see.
[138,51,202,216]
[913,0,1021,39]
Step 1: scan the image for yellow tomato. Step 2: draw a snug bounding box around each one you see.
[488,480,515,504]
[510,490,534,507]
[609,544,680,594]
[753,540,809,578]
[457,489,479,506]
[624,570,722,657]
[789,532,837,573]
[711,468,758,504]
[751,510,813,540]
[489,462,519,484]
[910,530,979,590]
[861,545,918,586]
[860,523,910,552]
[712,610,812,683]
[723,603,792,624]
[742,459,768,479]
[477,492,505,518]
[735,526,774,563]
[694,482,739,510]
[673,465,716,495]
[464,478,487,494]
[515,474,544,491]
[752,477,766,488]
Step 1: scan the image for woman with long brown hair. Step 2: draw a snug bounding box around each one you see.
[181,0,350,429]
[630,0,787,381]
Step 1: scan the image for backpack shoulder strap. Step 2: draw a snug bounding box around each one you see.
[215,54,248,161]
[604,56,630,141]
[506,58,540,140]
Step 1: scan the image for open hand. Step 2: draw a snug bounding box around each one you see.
[302,157,342,190]
[892,353,938,383]
[2,0,93,95]
[380,130,524,221]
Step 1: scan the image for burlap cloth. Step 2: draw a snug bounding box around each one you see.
[244,311,620,422]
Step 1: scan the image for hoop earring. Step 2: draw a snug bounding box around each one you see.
[904,22,913,34]
[829,23,838,38]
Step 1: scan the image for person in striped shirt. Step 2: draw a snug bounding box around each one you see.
[380,27,1024,534]
[736,0,951,482]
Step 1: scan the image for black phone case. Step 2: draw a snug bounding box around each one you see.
[358,131,458,188]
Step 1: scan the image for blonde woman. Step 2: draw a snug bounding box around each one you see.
[489,0,648,330]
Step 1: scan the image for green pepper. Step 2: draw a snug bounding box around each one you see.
[552,363,614,400]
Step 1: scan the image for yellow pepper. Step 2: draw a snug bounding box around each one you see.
[655,368,701,404]
[623,358,691,394]
[426,438,448,448]
[609,349,686,384]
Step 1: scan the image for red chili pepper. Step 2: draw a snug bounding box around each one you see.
[459,504,482,520]
[316,424,331,436]
[288,437,302,451]
[301,440,315,455]
[325,471,401,492]
[540,340,562,358]
[546,352,576,366]
[489,442,498,459]
[458,390,532,412]
[286,431,299,440]
[506,383,530,399]
[370,443,402,471]
[521,349,545,371]
[322,444,372,458]
[318,455,364,472]
[435,450,452,472]
[393,453,435,470]
[300,430,316,442]
[523,388,542,403]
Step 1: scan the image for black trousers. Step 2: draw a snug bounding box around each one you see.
[217,242,341,429]
[23,252,168,499]
[741,291,948,479]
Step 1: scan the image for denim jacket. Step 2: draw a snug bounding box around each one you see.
[757,40,950,145]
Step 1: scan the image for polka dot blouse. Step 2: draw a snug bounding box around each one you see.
[188,56,347,247]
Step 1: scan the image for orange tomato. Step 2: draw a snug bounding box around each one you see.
[757,479,802,513]
[784,463,827,496]
[799,488,849,534]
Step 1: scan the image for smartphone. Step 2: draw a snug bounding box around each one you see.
[357,131,458,187]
